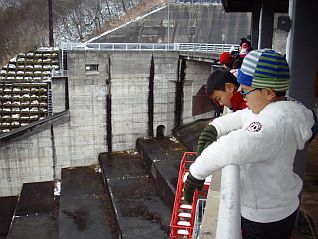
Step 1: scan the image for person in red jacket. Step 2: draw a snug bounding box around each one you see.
[206,68,247,111]
[198,69,248,155]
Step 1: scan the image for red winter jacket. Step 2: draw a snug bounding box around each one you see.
[230,91,247,111]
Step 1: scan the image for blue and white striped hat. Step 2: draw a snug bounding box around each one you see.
[237,49,290,91]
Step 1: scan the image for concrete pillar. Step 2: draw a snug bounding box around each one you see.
[286,0,318,179]
[251,10,260,49]
[258,0,274,49]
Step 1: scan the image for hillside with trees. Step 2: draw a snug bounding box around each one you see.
[0,0,165,66]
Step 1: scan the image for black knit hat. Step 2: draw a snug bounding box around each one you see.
[206,69,239,96]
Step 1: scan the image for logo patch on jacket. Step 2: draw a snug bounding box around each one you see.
[246,122,262,132]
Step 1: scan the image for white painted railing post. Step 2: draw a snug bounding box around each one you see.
[216,165,241,239]
[198,105,241,239]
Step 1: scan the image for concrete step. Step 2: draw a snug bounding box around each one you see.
[135,119,210,210]
[6,181,58,239]
[58,166,118,239]
[99,152,171,239]
[136,136,188,209]
[0,196,18,239]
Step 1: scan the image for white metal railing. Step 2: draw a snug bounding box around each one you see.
[60,42,238,55]
[194,106,241,239]
[215,107,241,239]
[216,165,241,239]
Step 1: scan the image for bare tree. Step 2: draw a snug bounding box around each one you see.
[103,0,113,20]
[0,0,147,65]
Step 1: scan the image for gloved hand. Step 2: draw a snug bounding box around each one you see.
[197,124,218,155]
[183,172,205,204]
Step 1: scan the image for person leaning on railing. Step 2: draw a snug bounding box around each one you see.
[183,49,316,239]
[197,69,248,154]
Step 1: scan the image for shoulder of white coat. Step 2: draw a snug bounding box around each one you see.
[263,100,312,124]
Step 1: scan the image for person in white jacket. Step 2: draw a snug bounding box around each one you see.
[184,49,315,239]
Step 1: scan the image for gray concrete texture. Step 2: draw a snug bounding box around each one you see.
[91,4,251,44]
[52,78,67,113]
[0,130,54,196]
[0,50,213,196]
[183,60,214,124]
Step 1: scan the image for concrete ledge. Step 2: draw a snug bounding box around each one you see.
[6,181,58,239]
[0,111,70,144]
[136,137,187,209]
[179,52,219,63]
[99,152,171,238]
[58,166,117,239]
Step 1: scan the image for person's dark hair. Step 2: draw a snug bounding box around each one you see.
[275,91,286,97]
[206,69,239,96]
[232,56,243,69]
[239,37,251,47]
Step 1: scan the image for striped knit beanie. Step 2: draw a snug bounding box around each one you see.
[237,49,290,91]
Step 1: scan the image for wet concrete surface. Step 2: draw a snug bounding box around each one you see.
[99,151,171,238]
[58,166,117,239]
[173,119,210,151]
[136,136,188,209]
[0,196,18,238]
[6,181,58,239]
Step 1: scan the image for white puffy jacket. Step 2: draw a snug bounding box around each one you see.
[190,99,314,223]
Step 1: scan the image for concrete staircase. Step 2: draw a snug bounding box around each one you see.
[0,119,210,239]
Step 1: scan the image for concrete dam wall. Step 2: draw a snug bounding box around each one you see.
[89,3,251,45]
[0,51,214,196]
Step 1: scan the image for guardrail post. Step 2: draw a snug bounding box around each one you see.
[215,165,241,239]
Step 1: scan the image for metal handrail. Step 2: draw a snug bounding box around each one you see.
[216,165,241,239]
[194,106,241,239]
[215,107,241,239]
[60,42,238,54]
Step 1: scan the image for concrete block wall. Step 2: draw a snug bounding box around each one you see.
[0,130,53,196]
[273,13,289,54]
[52,51,108,177]
[110,52,151,151]
[182,60,214,124]
[153,52,179,136]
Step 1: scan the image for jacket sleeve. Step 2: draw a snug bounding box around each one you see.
[190,116,284,180]
[210,108,253,138]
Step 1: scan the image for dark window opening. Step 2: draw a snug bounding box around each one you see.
[85,64,99,72]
